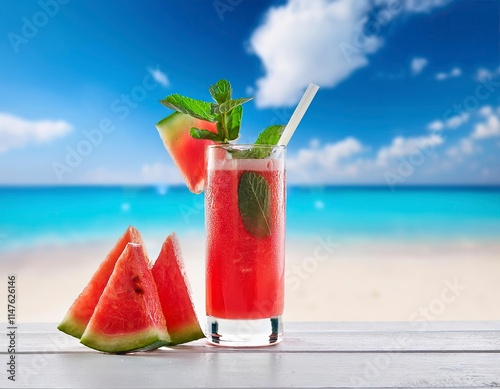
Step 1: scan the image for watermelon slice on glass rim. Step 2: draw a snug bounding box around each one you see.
[156,112,216,194]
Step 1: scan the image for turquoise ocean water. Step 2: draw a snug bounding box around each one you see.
[0,186,499,251]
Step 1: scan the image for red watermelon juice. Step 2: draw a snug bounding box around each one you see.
[205,144,285,346]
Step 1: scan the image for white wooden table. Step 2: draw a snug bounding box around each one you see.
[2,322,499,388]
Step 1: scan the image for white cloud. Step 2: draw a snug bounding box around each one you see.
[287,136,365,182]
[446,112,470,129]
[376,134,443,166]
[471,110,500,139]
[475,65,500,81]
[286,133,452,184]
[427,112,470,131]
[478,105,493,117]
[446,138,476,159]
[0,112,72,153]
[475,68,492,81]
[399,0,453,13]
[249,0,452,107]
[289,136,363,169]
[249,0,380,107]
[427,120,445,131]
[320,137,364,167]
[435,66,462,80]
[147,65,169,88]
[410,57,428,75]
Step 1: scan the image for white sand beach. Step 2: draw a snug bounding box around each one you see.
[1,234,499,323]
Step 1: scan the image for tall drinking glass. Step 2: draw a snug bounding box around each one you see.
[205,144,286,346]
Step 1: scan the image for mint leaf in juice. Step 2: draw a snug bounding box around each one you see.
[237,171,272,239]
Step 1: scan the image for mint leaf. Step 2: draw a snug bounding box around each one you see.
[209,79,232,104]
[212,97,253,115]
[160,94,215,122]
[238,172,271,239]
[255,125,285,145]
[190,127,221,141]
[226,105,242,141]
[231,125,285,159]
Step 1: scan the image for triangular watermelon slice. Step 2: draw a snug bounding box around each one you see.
[151,233,205,345]
[57,226,144,339]
[80,243,170,353]
[156,112,216,194]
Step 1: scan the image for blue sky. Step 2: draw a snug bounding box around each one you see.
[0,0,499,186]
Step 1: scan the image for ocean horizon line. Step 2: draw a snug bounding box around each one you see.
[1,184,500,191]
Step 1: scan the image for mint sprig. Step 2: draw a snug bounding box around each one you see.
[159,79,252,143]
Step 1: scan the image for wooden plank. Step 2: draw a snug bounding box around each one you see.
[5,329,500,354]
[2,323,500,354]
[2,351,499,388]
[8,321,500,333]
[1,322,499,388]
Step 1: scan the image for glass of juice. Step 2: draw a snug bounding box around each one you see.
[205,144,286,347]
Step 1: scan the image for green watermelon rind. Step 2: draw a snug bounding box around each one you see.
[57,316,87,340]
[156,111,181,131]
[169,322,205,346]
[80,327,171,354]
[156,112,190,152]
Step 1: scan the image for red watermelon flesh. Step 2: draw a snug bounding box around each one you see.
[151,233,205,345]
[156,112,216,194]
[80,243,170,353]
[57,226,145,339]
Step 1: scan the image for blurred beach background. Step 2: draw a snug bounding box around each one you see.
[1,0,499,323]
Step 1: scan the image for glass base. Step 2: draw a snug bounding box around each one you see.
[206,315,283,347]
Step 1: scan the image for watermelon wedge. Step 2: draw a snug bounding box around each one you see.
[156,112,216,194]
[80,243,170,353]
[151,233,205,345]
[57,226,144,339]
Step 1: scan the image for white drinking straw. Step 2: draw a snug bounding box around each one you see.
[278,83,320,146]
